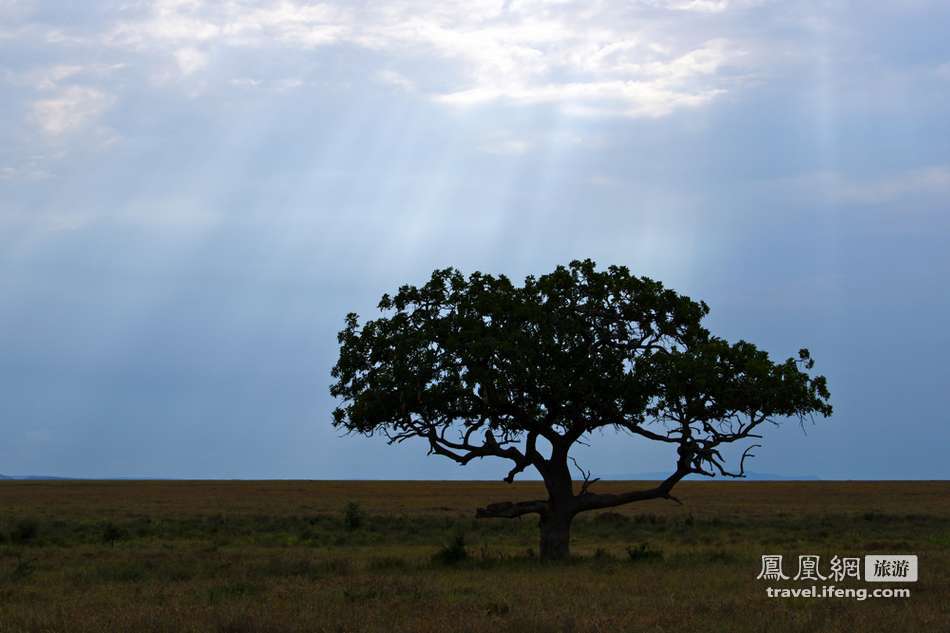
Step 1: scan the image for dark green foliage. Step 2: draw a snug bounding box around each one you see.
[10,518,39,544]
[331,259,712,443]
[432,533,468,565]
[343,501,364,531]
[101,521,127,546]
[330,259,832,488]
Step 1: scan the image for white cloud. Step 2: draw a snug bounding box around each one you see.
[34,65,84,89]
[226,3,352,48]
[274,77,304,91]
[478,133,532,155]
[108,0,222,47]
[381,20,742,117]
[439,77,726,118]
[6,63,127,91]
[108,0,352,51]
[96,0,750,118]
[30,86,114,136]
[651,0,766,12]
[229,77,261,88]
[174,47,208,75]
[375,69,415,92]
[228,76,302,91]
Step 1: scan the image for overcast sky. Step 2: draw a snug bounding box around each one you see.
[1,0,948,480]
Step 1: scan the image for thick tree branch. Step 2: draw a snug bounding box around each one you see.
[504,430,542,482]
[574,467,690,512]
[475,499,548,518]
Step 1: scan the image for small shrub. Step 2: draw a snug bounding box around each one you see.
[432,533,468,565]
[101,522,127,546]
[10,519,39,545]
[486,601,511,616]
[343,501,364,531]
[626,542,663,562]
[297,527,318,543]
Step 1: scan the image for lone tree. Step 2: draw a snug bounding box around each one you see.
[330,260,831,560]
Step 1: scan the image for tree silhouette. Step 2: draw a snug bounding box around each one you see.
[330,260,831,560]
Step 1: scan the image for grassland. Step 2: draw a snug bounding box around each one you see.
[0,480,948,632]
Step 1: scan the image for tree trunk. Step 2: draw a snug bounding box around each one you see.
[537,447,576,561]
[539,507,573,561]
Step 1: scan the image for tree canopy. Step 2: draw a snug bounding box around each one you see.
[330,260,831,559]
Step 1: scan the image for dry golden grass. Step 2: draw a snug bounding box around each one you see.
[1,480,948,632]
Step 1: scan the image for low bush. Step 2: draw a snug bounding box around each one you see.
[343,502,364,531]
[10,519,39,545]
[432,533,468,565]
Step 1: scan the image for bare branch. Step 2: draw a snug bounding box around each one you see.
[569,456,601,495]
[710,444,761,478]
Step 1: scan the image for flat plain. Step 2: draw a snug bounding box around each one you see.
[1,480,948,632]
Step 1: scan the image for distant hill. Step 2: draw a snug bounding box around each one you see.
[601,471,820,481]
[0,474,74,480]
